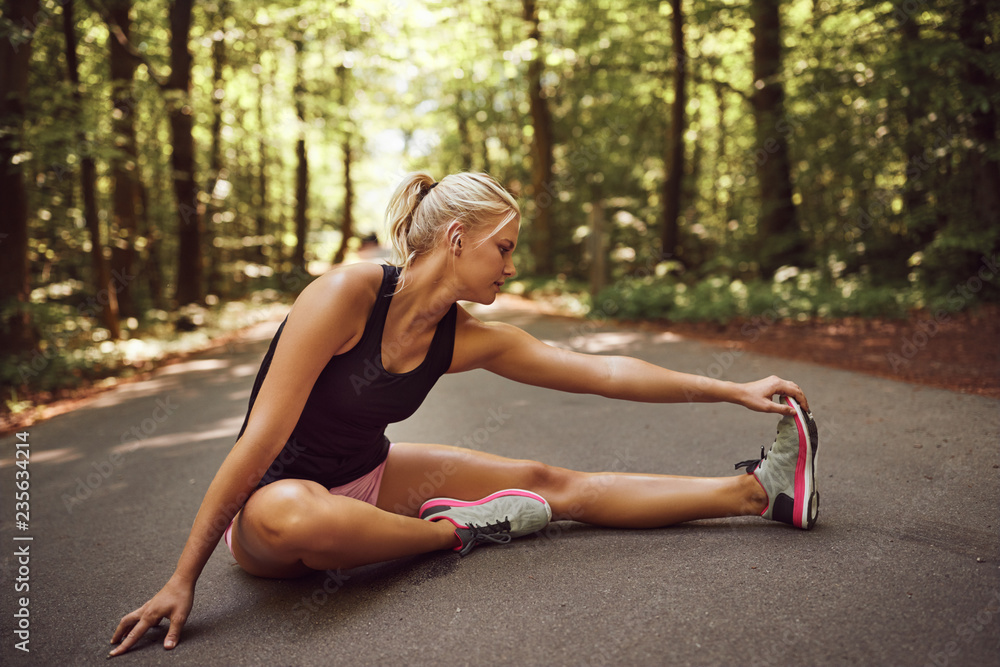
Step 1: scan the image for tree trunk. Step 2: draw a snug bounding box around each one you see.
[0,0,40,355]
[713,71,735,250]
[169,0,204,306]
[332,138,354,265]
[292,37,309,273]
[107,0,140,318]
[140,164,166,310]
[332,62,354,266]
[64,0,122,339]
[660,0,686,262]
[589,184,606,297]
[255,55,269,264]
[205,2,227,297]
[456,91,474,171]
[523,0,554,274]
[958,0,1000,252]
[750,0,803,276]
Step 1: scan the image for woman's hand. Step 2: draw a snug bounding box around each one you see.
[731,375,810,416]
[109,576,194,657]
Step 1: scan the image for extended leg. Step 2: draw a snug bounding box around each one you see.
[378,443,767,529]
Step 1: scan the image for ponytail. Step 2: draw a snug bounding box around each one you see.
[385,171,520,283]
[386,171,436,273]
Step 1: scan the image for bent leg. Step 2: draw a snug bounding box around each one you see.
[378,443,767,529]
[231,479,457,579]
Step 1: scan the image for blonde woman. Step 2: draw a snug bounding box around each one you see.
[110,172,818,657]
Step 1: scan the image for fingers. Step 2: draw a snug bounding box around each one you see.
[782,385,810,414]
[109,615,152,658]
[760,397,795,416]
[779,390,809,414]
[164,612,187,650]
[109,614,133,646]
[744,376,810,415]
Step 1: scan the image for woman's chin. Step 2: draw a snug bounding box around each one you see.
[470,291,498,306]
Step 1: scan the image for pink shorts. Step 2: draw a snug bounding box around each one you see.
[223,445,393,559]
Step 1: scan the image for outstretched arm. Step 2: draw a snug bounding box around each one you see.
[451,312,808,416]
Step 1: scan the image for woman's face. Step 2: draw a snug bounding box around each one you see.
[454,217,519,305]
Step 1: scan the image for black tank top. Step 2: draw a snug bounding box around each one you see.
[237,264,458,489]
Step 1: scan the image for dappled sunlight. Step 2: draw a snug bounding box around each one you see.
[228,362,261,379]
[88,375,178,406]
[111,415,244,455]
[0,446,82,468]
[651,332,684,344]
[227,389,252,403]
[567,331,647,353]
[157,358,230,375]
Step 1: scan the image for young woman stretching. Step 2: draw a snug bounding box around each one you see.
[109,171,819,657]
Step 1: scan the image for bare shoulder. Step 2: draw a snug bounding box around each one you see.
[449,305,530,373]
[286,262,386,353]
[300,262,384,302]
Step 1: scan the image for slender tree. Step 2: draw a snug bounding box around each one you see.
[0,0,41,354]
[254,55,269,264]
[332,59,354,266]
[750,0,804,276]
[65,0,122,338]
[205,1,228,296]
[107,0,141,318]
[291,36,309,273]
[958,0,1000,252]
[523,0,554,274]
[660,0,686,262]
[456,90,474,172]
[168,0,204,306]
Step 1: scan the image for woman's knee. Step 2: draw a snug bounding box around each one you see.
[241,480,324,549]
[519,459,576,498]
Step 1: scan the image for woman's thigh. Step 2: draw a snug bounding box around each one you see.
[376,442,569,516]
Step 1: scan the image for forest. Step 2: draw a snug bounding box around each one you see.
[1,0,998,408]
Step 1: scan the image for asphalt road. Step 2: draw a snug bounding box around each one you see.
[1,301,998,667]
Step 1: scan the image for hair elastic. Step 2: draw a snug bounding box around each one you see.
[416,181,437,207]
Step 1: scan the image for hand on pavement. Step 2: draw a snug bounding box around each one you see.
[109,576,194,657]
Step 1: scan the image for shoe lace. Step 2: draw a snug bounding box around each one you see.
[735,446,766,474]
[459,518,513,555]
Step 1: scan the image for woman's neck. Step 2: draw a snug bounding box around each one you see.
[389,253,460,334]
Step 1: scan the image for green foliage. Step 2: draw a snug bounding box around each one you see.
[1,289,292,411]
[592,265,941,324]
[6,0,998,414]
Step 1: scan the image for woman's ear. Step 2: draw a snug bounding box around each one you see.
[445,220,464,254]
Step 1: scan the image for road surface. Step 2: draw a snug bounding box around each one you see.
[1,300,997,666]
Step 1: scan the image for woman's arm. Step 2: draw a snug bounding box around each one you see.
[109,265,381,657]
[451,310,808,416]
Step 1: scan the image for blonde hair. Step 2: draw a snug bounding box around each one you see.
[386,172,520,276]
